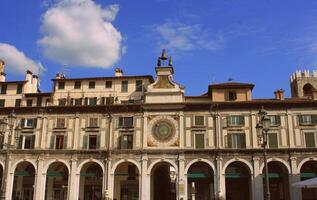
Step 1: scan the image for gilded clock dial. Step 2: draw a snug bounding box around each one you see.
[152,120,175,142]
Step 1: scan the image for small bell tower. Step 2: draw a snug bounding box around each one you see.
[145,49,184,103]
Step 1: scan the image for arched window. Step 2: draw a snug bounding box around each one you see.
[303,83,315,97]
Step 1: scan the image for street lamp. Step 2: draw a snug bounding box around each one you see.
[256,108,271,200]
[0,110,17,200]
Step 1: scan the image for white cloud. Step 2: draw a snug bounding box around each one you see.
[38,0,122,68]
[153,21,224,52]
[0,43,44,74]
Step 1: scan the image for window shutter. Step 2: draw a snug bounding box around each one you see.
[241,134,246,148]
[18,135,23,149]
[275,116,281,125]
[227,135,232,148]
[34,118,37,128]
[312,115,317,124]
[298,116,303,124]
[239,116,245,125]
[83,135,88,149]
[70,98,74,106]
[30,135,35,149]
[49,135,55,149]
[225,117,230,126]
[101,97,105,105]
[118,117,122,128]
[96,135,100,149]
[20,119,25,128]
[63,135,67,149]
[84,97,88,105]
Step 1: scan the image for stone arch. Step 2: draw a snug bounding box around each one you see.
[111,159,141,175]
[10,159,37,174]
[297,157,317,174]
[259,158,291,174]
[184,158,216,174]
[303,83,315,97]
[222,158,253,174]
[77,159,104,174]
[147,159,178,175]
[43,159,70,174]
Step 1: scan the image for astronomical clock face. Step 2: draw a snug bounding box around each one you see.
[148,115,178,147]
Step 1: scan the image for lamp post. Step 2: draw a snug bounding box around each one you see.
[256,108,271,200]
[0,111,16,200]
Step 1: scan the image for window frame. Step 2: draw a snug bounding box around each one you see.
[18,134,35,149]
[194,115,205,127]
[58,81,65,90]
[227,133,246,149]
[228,91,237,101]
[121,80,128,92]
[227,115,245,127]
[88,81,95,89]
[268,132,279,148]
[120,133,133,149]
[194,132,205,149]
[1,84,7,94]
[74,81,81,89]
[118,117,134,128]
[26,99,33,107]
[303,131,316,148]
[105,81,112,88]
[55,118,66,129]
[16,84,23,94]
[0,99,5,107]
[135,80,143,92]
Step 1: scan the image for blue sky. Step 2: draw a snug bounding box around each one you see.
[1,0,317,98]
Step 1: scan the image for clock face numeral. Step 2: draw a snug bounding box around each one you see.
[152,120,175,142]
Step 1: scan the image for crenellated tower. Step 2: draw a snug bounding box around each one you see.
[290,70,317,98]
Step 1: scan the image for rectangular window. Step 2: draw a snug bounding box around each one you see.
[106,97,114,104]
[227,116,244,126]
[120,134,133,149]
[37,97,42,107]
[105,81,112,88]
[135,80,143,92]
[89,81,95,89]
[58,81,65,90]
[227,133,246,148]
[119,117,133,128]
[58,98,66,106]
[15,99,21,107]
[121,80,128,92]
[228,91,237,101]
[18,135,35,149]
[305,132,316,147]
[268,133,278,148]
[21,118,37,128]
[88,118,98,127]
[194,116,205,126]
[88,97,97,106]
[299,115,317,125]
[195,133,205,149]
[26,99,33,107]
[74,98,82,106]
[74,81,81,89]
[1,84,7,94]
[55,135,65,149]
[269,115,281,126]
[16,84,23,94]
[0,99,4,107]
[56,118,66,128]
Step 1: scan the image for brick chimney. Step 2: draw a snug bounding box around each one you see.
[115,68,123,77]
[274,89,285,100]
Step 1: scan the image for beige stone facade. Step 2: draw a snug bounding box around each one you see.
[0,53,316,200]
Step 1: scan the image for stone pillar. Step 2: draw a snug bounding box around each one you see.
[73,114,80,149]
[34,157,45,200]
[179,112,184,148]
[140,155,149,200]
[178,155,186,200]
[5,156,13,200]
[68,158,78,200]
[39,116,48,149]
[216,157,225,200]
[253,157,264,200]
[289,157,301,200]
[107,159,114,199]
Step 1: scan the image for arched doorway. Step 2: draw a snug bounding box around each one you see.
[79,162,103,200]
[114,162,139,200]
[300,160,317,200]
[303,83,315,97]
[151,162,177,200]
[45,162,69,200]
[11,161,35,200]
[225,161,251,200]
[263,161,290,200]
[187,162,214,200]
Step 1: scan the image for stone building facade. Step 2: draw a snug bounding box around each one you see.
[0,52,316,200]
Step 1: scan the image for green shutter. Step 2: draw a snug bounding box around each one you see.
[33,118,37,128]
[20,119,25,128]
[195,134,205,149]
[305,132,316,147]
[49,135,55,149]
[30,135,35,149]
[241,134,246,148]
[239,116,245,125]
[275,116,281,125]
[18,135,23,149]
[299,116,303,124]
[63,135,67,149]
[312,115,317,124]
[83,135,88,149]
[96,135,100,149]
[227,135,232,148]
[227,117,231,126]
[268,133,278,148]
